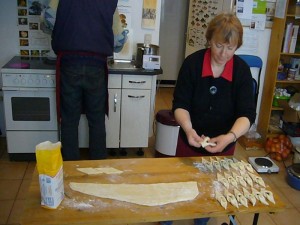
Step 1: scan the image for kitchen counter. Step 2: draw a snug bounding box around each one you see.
[1,56,161,158]
[1,56,162,75]
[21,157,285,225]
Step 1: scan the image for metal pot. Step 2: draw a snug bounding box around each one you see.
[294,147,300,164]
[287,164,300,190]
[135,43,159,68]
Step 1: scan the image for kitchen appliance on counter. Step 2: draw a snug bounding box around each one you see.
[1,56,58,160]
[248,156,280,173]
[136,43,160,70]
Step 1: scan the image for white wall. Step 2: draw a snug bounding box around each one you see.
[158,0,188,82]
[0,0,19,68]
[130,0,161,47]
[0,0,19,136]
[236,28,272,125]
[114,0,161,60]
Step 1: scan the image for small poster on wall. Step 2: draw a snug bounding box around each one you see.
[114,0,133,60]
[17,0,52,56]
[186,0,224,50]
[141,0,157,29]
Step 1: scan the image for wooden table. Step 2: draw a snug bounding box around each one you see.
[21,157,285,225]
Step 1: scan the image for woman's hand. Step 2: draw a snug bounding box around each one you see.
[204,133,234,153]
[185,128,203,148]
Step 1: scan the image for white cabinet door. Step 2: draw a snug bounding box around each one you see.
[78,74,121,148]
[120,89,151,148]
[106,88,121,148]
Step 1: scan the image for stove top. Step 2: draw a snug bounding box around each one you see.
[248,156,280,173]
[1,57,57,88]
[1,56,56,73]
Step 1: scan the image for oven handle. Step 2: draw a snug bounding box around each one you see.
[2,87,55,91]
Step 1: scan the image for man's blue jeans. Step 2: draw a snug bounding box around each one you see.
[60,57,107,160]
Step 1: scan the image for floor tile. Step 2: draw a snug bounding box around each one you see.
[270,187,294,209]
[265,169,291,189]
[7,199,25,225]
[269,208,300,225]
[23,162,36,180]
[235,212,276,225]
[16,179,31,200]
[0,149,9,162]
[0,200,14,224]
[0,180,22,200]
[279,186,300,208]
[0,162,28,180]
[207,216,232,225]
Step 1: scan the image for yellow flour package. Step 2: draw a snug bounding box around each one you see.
[35,141,64,209]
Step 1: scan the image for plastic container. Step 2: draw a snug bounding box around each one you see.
[288,68,297,80]
[273,95,290,107]
[155,110,180,156]
[35,141,64,209]
[287,164,300,190]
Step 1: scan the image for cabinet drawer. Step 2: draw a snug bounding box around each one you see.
[122,75,152,89]
[108,74,122,88]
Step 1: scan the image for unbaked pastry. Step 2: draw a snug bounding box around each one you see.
[251,187,269,205]
[242,187,256,206]
[233,188,248,207]
[202,158,214,172]
[243,173,254,187]
[248,172,266,187]
[220,159,230,171]
[215,190,227,209]
[224,189,239,208]
[77,167,123,175]
[69,181,199,206]
[261,188,275,204]
[212,160,222,172]
[217,173,229,189]
[241,160,254,173]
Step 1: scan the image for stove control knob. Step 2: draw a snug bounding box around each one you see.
[35,79,40,85]
[28,79,33,85]
[21,78,26,85]
[42,79,47,85]
[13,78,19,84]
[267,169,272,174]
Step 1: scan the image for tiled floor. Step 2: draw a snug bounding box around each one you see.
[0,87,300,225]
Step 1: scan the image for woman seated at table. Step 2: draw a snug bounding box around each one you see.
[161,12,256,225]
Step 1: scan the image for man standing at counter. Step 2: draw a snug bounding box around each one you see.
[51,0,118,160]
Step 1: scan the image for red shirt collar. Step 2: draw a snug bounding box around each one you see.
[202,49,233,82]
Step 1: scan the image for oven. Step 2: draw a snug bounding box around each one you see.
[1,57,58,160]
[3,87,57,131]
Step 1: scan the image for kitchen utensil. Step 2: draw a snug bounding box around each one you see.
[136,43,159,68]
[248,157,279,173]
[287,163,300,190]
[294,147,300,164]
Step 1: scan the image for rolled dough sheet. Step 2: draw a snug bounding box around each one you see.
[69,181,199,206]
[76,167,123,175]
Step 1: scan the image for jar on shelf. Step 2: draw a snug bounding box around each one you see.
[288,68,297,80]
[296,0,300,18]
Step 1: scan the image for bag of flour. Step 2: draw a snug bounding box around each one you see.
[35,141,64,209]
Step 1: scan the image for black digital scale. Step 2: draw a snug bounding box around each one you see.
[248,157,280,173]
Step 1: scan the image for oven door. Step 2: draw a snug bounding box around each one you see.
[2,87,58,131]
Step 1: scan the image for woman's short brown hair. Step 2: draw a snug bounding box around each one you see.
[205,13,243,49]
